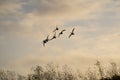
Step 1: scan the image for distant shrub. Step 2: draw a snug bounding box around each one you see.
[0,61,120,80]
[27,61,120,80]
[27,63,83,80]
[0,69,26,80]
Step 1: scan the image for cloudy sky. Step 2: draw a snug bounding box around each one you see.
[0,0,120,75]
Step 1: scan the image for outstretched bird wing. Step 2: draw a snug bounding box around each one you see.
[62,29,66,32]
[43,41,45,47]
[72,28,75,33]
[68,34,72,38]
[58,33,61,37]
[46,35,49,40]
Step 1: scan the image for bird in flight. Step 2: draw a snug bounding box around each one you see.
[50,32,57,40]
[53,26,59,32]
[43,35,49,47]
[68,28,75,38]
[58,29,66,37]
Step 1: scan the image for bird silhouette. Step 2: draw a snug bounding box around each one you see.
[58,29,66,37]
[50,32,57,40]
[53,26,59,32]
[43,35,49,47]
[68,28,75,38]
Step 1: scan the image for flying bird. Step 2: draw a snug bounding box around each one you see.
[43,35,49,47]
[58,29,66,37]
[53,26,59,32]
[68,28,75,38]
[50,32,57,40]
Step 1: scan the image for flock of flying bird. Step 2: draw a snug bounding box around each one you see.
[42,26,75,47]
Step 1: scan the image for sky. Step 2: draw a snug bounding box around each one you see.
[0,0,120,75]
